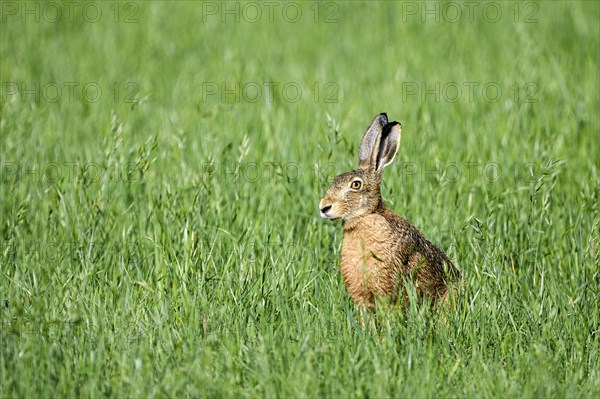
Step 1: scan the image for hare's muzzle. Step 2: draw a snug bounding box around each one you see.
[319,199,334,220]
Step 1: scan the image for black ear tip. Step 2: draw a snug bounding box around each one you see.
[379,112,388,118]
[383,121,401,131]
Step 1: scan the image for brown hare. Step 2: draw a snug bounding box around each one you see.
[319,113,459,312]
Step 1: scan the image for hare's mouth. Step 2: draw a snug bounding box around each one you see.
[321,213,339,221]
[320,209,340,221]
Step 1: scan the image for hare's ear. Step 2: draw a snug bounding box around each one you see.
[358,113,388,170]
[374,122,401,173]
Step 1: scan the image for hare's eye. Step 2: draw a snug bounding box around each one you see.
[350,180,362,190]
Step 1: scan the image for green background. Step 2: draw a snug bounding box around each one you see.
[1,1,598,397]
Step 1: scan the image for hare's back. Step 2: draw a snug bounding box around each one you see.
[384,210,458,295]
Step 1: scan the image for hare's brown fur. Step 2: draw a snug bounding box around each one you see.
[320,113,459,311]
[341,200,458,310]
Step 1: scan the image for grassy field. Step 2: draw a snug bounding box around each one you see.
[1,1,599,397]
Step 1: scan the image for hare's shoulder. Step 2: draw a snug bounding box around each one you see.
[378,209,424,242]
[382,210,458,277]
[343,211,420,258]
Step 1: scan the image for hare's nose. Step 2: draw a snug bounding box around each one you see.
[320,204,332,214]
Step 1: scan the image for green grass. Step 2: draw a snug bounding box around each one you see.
[1,1,599,397]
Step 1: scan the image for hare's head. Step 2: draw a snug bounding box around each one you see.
[319,113,401,222]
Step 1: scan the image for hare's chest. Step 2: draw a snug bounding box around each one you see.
[340,231,399,306]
